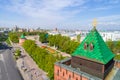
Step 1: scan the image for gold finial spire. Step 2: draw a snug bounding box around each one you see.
[92,19,97,28]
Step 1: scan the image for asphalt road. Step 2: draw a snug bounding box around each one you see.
[0,44,23,80]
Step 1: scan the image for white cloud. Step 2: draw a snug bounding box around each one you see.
[94,15,120,29]
[4,0,86,21]
[0,0,120,30]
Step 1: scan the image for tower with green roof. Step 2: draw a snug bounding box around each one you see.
[20,34,26,39]
[71,21,115,79]
[19,34,26,45]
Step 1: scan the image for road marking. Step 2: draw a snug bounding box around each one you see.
[0,74,1,80]
[1,54,10,80]
[0,67,1,80]
[0,67,1,73]
[0,54,1,60]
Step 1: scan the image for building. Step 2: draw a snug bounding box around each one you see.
[19,34,26,45]
[54,26,115,80]
[76,31,120,42]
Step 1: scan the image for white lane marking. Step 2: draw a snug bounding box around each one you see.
[0,67,1,73]
[0,54,1,60]
[0,74,1,80]
[0,67,1,79]
[0,54,1,80]
[1,54,10,80]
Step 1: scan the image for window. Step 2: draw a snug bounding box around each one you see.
[84,42,94,51]
[84,43,88,49]
[90,43,94,50]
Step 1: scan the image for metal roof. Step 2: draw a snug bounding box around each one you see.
[72,28,115,64]
[20,34,25,39]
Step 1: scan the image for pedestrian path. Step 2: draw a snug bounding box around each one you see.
[36,41,71,57]
[15,44,49,80]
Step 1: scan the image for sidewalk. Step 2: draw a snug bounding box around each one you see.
[13,44,49,80]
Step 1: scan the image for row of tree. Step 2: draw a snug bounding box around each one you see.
[8,32,43,43]
[0,33,8,42]
[39,33,80,54]
[39,32,48,43]
[20,31,40,36]
[9,32,19,43]
[22,40,64,80]
[106,40,120,54]
[48,34,79,54]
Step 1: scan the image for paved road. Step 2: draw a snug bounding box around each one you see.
[0,45,23,80]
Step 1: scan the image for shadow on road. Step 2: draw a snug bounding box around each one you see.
[0,43,12,50]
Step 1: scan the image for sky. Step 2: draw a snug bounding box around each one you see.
[0,0,120,30]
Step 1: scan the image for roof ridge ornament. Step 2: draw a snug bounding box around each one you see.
[92,19,97,29]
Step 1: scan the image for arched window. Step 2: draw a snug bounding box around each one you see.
[84,43,88,50]
[90,43,94,50]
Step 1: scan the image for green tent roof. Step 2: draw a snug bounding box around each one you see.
[20,34,25,39]
[72,28,115,64]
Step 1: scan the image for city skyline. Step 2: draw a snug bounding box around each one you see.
[0,0,120,30]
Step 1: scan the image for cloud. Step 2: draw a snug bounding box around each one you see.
[0,0,120,30]
[97,15,120,22]
[108,0,120,4]
[3,0,86,21]
[94,15,120,29]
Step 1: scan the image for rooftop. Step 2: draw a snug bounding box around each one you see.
[20,34,26,39]
[72,27,115,64]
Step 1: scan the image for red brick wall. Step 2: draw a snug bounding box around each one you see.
[19,38,25,45]
[54,64,89,80]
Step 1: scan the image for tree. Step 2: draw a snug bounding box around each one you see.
[0,33,8,42]
[77,34,81,42]
[39,33,48,43]
[115,40,120,54]
[106,40,114,52]
[9,32,19,43]
[22,40,64,80]
[48,34,79,54]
